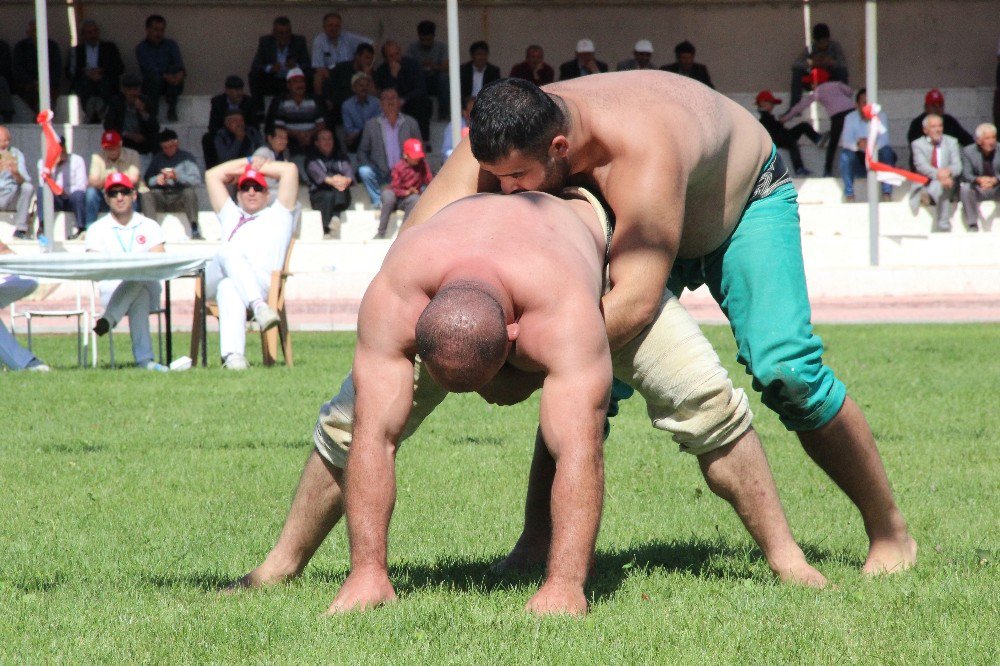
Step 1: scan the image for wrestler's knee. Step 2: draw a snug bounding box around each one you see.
[752,358,846,431]
[656,369,753,456]
[313,375,356,470]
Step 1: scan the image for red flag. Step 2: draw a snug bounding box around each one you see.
[861,103,929,186]
[36,110,64,196]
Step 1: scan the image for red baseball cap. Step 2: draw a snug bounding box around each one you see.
[101,130,122,149]
[238,165,268,189]
[103,172,134,191]
[925,88,944,105]
[802,67,830,86]
[403,138,425,160]
[755,90,783,105]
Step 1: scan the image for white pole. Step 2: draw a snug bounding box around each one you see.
[865,0,879,266]
[446,0,462,151]
[803,0,820,133]
[35,0,54,248]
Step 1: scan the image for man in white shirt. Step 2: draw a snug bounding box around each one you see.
[86,172,168,371]
[38,138,87,239]
[311,12,371,96]
[838,88,898,202]
[204,157,298,370]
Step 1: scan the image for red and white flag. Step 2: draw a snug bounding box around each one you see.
[36,109,64,196]
[862,103,929,187]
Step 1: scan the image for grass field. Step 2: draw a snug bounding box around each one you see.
[2,325,998,663]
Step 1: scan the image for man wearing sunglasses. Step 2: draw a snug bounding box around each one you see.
[204,157,299,370]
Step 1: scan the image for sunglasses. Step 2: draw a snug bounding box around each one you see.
[239,182,266,193]
[106,188,133,198]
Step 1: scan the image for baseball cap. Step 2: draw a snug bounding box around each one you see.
[237,165,268,190]
[925,88,944,105]
[403,138,426,160]
[634,39,654,54]
[286,67,306,81]
[802,67,830,86]
[100,129,122,148]
[224,75,245,89]
[576,39,595,53]
[755,90,783,105]
[104,172,134,192]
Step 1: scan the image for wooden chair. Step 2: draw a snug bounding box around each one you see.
[190,238,295,367]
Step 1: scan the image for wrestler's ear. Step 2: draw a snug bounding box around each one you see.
[506,322,520,342]
[550,135,569,159]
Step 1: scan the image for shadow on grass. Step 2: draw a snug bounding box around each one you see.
[145,570,241,591]
[5,570,69,593]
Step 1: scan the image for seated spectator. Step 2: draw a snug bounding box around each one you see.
[135,14,186,122]
[341,72,380,153]
[214,110,264,165]
[559,39,608,80]
[839,88,897,202]
[249,16,311,114]
[960,123,1000,231]
[357,88,421,207]
[322,43,376,129]
[509,45,554,87]
[84,130,145,232]
[790,23,848,107]
[407,20,449,120]
[377,138,432,239]
[375,40,432,142]
[1,241,49,372]
[441,95,475,159]
[305,128,353,239]
[142,129,203,238]
[661,40,713,89]
[617,40,656,71]
[203,158,299,370]
[252,124,292,196]
[0,125,35,240]
[0,40,13,122]
[754,90,823,176]
[906,89,974,167]
[265,68,326,157]
[87,172,168,372]
[67,20,124,123]
[202,75,259,169]
[11,20,62,116]
[909,114,962,232]
[460,41,501,99]
[780,68,854,177]
[37,137,86,240]
[104,74,160,155]
[312,12,372,97]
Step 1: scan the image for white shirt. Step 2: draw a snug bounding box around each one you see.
[38,154,88,195]
[472,67,486,96]
[217,199,293,273]
[85,212,164,255]
[311,31,371,69]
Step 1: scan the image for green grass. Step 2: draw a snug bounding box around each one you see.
[2,325,998,663]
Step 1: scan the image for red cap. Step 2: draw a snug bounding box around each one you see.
[403,138,425,160]
[802,67,830,86]
[925,88,944,105]
[755,90,783,105]
[101,130,122,149]
[237,165,268,189]
[103,172,134,191]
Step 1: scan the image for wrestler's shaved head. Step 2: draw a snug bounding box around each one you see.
[416,281,510,392]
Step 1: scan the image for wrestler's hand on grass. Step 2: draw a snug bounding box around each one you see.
[326,568,397,614]
[525,579,588,617]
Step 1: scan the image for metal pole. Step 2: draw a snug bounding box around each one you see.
[802,1,820,132]
[865,0,880,266]
[35,0,55,247]
[446,0,462,151]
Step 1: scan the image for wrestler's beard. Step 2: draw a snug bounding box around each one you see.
[537,155,571,194]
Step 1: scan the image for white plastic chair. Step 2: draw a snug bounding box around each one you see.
[10,281,89,368]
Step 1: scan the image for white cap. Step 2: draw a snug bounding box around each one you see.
[286,67,305,81]
[634,39,654,54]
[576,39,595,53]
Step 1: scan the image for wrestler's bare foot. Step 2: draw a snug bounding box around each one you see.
[221,559,302,593]
[767,547,828,588]
[862,534,917,576]
[325,568,397,614]
[525,580,588,616]
[490,533,549,575]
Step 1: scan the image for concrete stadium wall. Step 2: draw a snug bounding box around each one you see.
[2,1,997,95]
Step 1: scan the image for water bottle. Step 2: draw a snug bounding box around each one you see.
[38,232,52,253]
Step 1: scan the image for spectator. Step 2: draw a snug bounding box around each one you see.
[142,129,203,238]
[906,88,974,165]
[249,16,311,114]
[617,40,656,71]
[909,114,962,232]
[202,75,259,169]
[661,40,713,89]
[441,95,475,159]
[375,40,433,142]
[215,109,264,165]
[88,172,168,372]
[252,124,291,194]
[754,90,823,177]
[341,72,380,153]
[839,89,897,202]
[104,74,160,155]
[0,40,13,122]
[559,39,608,80]
[305,128,353,239]
[67,20,124,124]
[0,243,49,371]
[509,45,555,87]
[265,68,326,157]
[312,12,372,96]
[84,130,145,232]
[322,42,376,129]
[0,125,35,240]
[357,87,421,207]
[460,41,501,99]
[959,122,1000,232]
[37,137,87,240]
[790,23,848,107]
[407,20,450,121]
[781,68,854,177]
[11,20,62,116]
[135,14,186,122]
[377,138,432,239]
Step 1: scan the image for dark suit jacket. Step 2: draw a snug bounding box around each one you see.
[0,40,13,83]
[961,143,1000,183]
[250,34,312,80]
[208,93,260,134]
[509,61,555,87]
[374,57,428,106]
[459,62,501,98]
[67,41,124,93]
[323,61,364,126]
[104,93,160,154]
[12,38,61,90]
[558,59,609,81]
[660,62,714,89]
[906,112,974,148]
